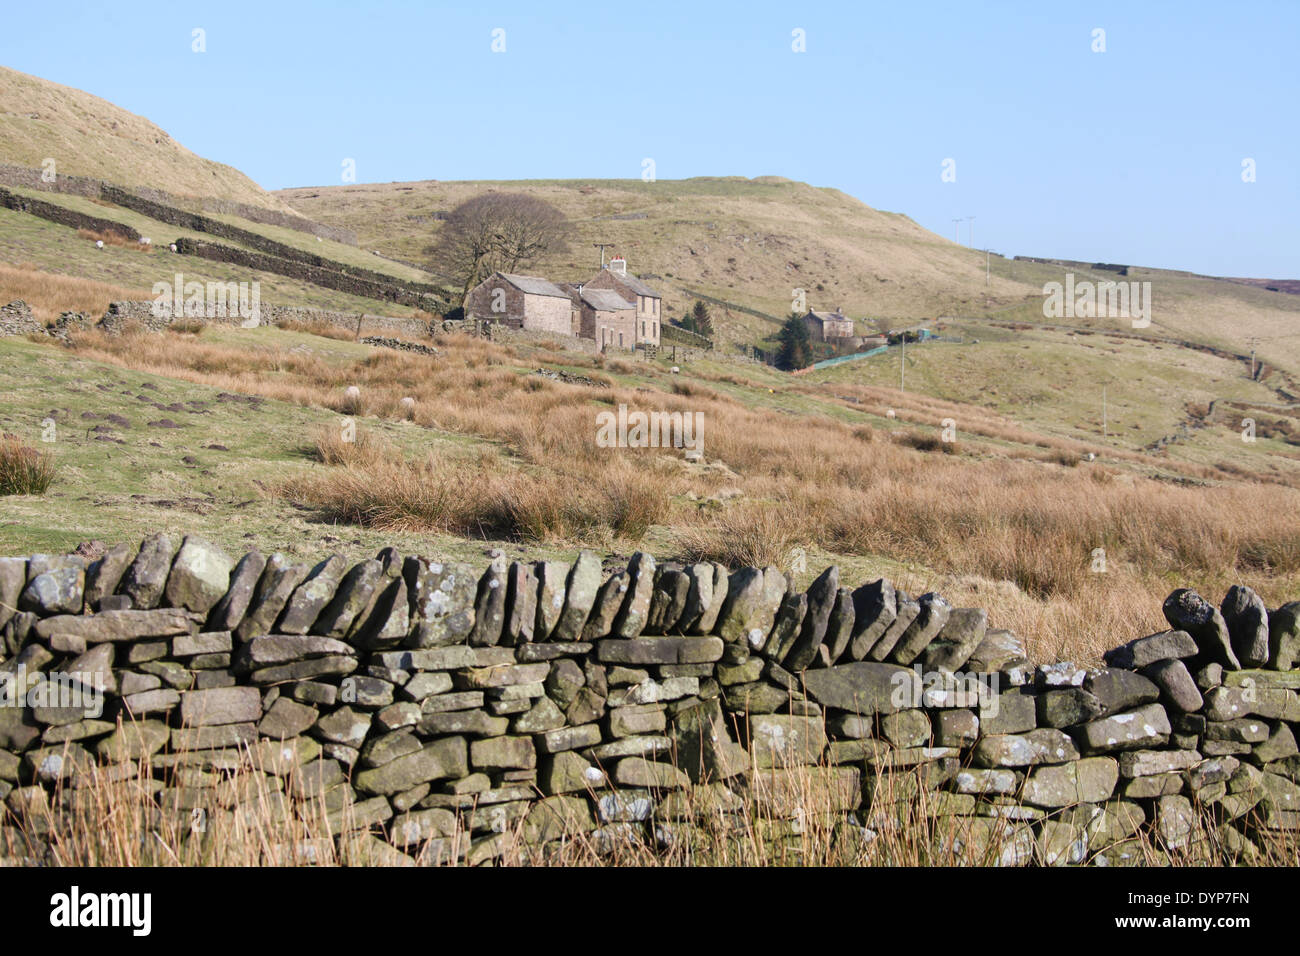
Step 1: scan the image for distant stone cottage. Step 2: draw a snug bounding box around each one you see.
[802,308,855,342]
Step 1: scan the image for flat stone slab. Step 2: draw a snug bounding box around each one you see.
[595,636,724,665]
[1022,757,1119,808]
[801,661,917,715]
[1102,630,1197,670]
[972,729,1081,768]
[1074,703,1171,753]
[34,608,198,643]
[235,634,354,670]
[180,686,262,727]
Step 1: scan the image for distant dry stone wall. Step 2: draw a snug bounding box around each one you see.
[100,186,442,298]
[0,300,41,337]
[2,537,1298,865]
[0,186,142,241]
[173,238,446,313]
[0,163,355,245]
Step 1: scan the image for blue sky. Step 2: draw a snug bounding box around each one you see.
[2,1,1296,277]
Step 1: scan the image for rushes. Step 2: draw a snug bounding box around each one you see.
[0,434,56,495]
[54,326,1300,663]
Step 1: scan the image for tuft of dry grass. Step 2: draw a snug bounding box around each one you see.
[277,317,359,341]
[308,422,391,467]
[75,228,152,252]
[166,317,207,335]
[0,433,56,495]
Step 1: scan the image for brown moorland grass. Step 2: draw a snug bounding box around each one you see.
[56,326,1300,662]
[277,317,361,341]
[75,227,152,252]
[0,260,151,324]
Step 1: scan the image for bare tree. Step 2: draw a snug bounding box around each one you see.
[428,192,570,302]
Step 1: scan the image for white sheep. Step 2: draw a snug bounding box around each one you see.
[95,240,104,249]
[345,386,361,400]
[139,237,151,245]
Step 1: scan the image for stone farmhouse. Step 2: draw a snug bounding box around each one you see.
[583,257,662,347]
[802,308,855,342]
[465,257,662,352]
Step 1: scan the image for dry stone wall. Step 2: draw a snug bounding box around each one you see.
[2,538,1299,865]
[172,237,446,313]
[0,163,355,245]
[0,186,142,241]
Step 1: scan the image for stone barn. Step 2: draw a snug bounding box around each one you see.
[466,272,573,336]
[584,258,662,347]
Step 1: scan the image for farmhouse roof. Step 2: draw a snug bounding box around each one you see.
[499,273,571,299]
[581,289,635,312]
[616,273,660,298]
[594,268,660,299]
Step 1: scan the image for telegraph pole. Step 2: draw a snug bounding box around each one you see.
[1103,385,1107,439]
[593,243,613,269]
[952,218,963,244]
[900,333,906,392]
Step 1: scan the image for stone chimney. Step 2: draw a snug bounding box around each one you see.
[608,257,627,277]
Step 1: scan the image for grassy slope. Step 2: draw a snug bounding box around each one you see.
[810,321,1300,475]
[0,66,291,213]
[0,328,530,564]
[0,207,425,320]
[279,177,1300,370]
[277,177,1016,337]
[2,184,435,286]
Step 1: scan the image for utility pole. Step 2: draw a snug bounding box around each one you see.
[952,218,963,244]
[593,242,613,269]
[1102,385,1107,439]
[1249,337,1258,379]
[900,333,906,392]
